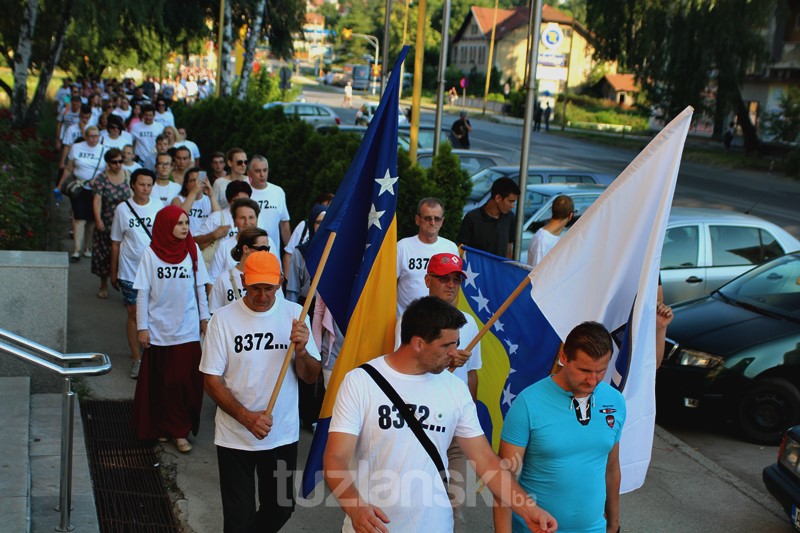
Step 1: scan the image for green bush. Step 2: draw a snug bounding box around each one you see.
[785,149,800,177]
[424,143,470,241]
[233,69,302,105]
[0,108,57,250]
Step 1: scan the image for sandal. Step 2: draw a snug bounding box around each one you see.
[97,289,108,299]
[173,438,192,453]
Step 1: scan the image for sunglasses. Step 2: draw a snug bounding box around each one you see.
[430,274,464,285]
[235,159,248,165]
[109,159,123,164]
[420,215,443,223]
[249,245,270,252]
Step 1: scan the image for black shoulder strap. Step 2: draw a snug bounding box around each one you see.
[359,363,448,489]
[125,200,152,240]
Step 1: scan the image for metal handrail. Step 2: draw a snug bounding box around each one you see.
[0,327,111,532]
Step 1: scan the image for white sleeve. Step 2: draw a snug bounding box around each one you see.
[199,315,228,376]
[329,370,366,436]
[208,241,227,284]
[280,190,290,222]
[284,221,305,256]
[208,274,229,315]
[110,203,126,242]
[133,252,152,330]
[200,211,221,236]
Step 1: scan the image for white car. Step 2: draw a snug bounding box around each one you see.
[660,208,800,304]
[520,204,800,305]
[355,102,408,126]
[263,102,341,127]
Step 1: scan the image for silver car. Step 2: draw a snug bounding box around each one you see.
[660,208,800,304]
[464,165,615,214]
[262,102,341,127]
[518,184,608,258]
[416,149,506,175]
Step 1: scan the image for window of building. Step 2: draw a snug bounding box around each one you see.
[478,47,485,64]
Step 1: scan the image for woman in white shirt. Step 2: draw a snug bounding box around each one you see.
[209,226,269,314]
[172,167,220,236]
[57,125,106,262]
[131,205,211,453]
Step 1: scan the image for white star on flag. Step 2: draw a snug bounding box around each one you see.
[502,383,516,406]
[367,203,385,230]
[504,338,518,355]
[463,262,479,289]
[470,288,489,313]
[375,169,398,196]
[493,319,504,332]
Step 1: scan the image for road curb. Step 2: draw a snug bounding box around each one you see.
[654,425,786,522]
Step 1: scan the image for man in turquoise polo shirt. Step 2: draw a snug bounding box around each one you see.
[494,321,626,533]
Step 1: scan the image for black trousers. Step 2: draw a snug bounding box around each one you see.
[216,442,298,533]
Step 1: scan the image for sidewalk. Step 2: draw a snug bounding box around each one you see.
[57,199,793,532]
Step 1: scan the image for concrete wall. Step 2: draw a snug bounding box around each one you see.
[0,251,69,392]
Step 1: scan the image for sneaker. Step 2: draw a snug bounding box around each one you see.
[70,252,80,263]
[130,360,141,379]
[83,250,92,258]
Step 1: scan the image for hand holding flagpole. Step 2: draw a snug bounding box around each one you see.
[265,232,337,417]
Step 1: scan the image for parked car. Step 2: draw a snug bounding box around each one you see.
[763,426,800,529]
[262,102,341,127]
[464,165,615,214]
[416,149,506,175]
[657,251,800,444]
[398,124,456,150]
[660,208,800,304]
[355,102,408,126]
[316,124,456,155]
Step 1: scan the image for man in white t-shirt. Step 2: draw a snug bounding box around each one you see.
[247,155,290,270]
[109,168,164,378]
[393,252,482,531]
[200,251,321,533]
[396,197,458,316]
[324,297,556,533]
[151,152,182,206]
[131,104,165,170]
[211,147,247,208]
[526,195,574,268]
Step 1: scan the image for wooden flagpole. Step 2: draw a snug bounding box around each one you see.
[463,273,531,353]
[265,231,337,416]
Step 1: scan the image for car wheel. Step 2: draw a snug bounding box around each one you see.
[738,378,800,445]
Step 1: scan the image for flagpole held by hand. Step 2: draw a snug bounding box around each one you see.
[463,274,531,353]
[265,231,337,417]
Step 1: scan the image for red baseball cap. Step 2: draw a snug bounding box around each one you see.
[427,253,465,277]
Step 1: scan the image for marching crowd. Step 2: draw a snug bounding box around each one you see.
[53,78,674,533]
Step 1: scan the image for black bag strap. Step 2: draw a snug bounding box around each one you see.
[359,363,448,489]
[124,200,152,240]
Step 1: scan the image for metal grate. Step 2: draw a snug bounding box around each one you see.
[82,400,181,532]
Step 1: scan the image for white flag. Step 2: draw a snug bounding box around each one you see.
[530,106,693,492]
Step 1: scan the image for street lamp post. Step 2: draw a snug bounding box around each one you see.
[351,33,380,95]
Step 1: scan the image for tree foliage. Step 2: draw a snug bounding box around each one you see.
[762,87,800,144]
[585,0,771,151]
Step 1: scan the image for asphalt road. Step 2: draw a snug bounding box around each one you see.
[302,83,800,240]
[299,82,797,519]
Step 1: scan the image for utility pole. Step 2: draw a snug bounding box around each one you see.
[481,0,499,115]
[433,0,451,157]
[514,0,543,261]
[409,0,427,164]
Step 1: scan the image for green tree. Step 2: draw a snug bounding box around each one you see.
[586,0,771,153]
[762,87,800,144]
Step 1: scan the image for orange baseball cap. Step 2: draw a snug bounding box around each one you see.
[243,251,281,285]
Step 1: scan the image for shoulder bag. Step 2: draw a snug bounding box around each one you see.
[359,362,449,490]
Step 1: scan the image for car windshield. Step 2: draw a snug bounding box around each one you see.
[717,253,800,321]
[469,168,510,202]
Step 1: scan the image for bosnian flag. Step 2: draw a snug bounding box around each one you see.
[460,107,693,493]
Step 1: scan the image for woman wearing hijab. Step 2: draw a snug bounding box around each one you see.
[131,205,211,453]
[286,204,327,304]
